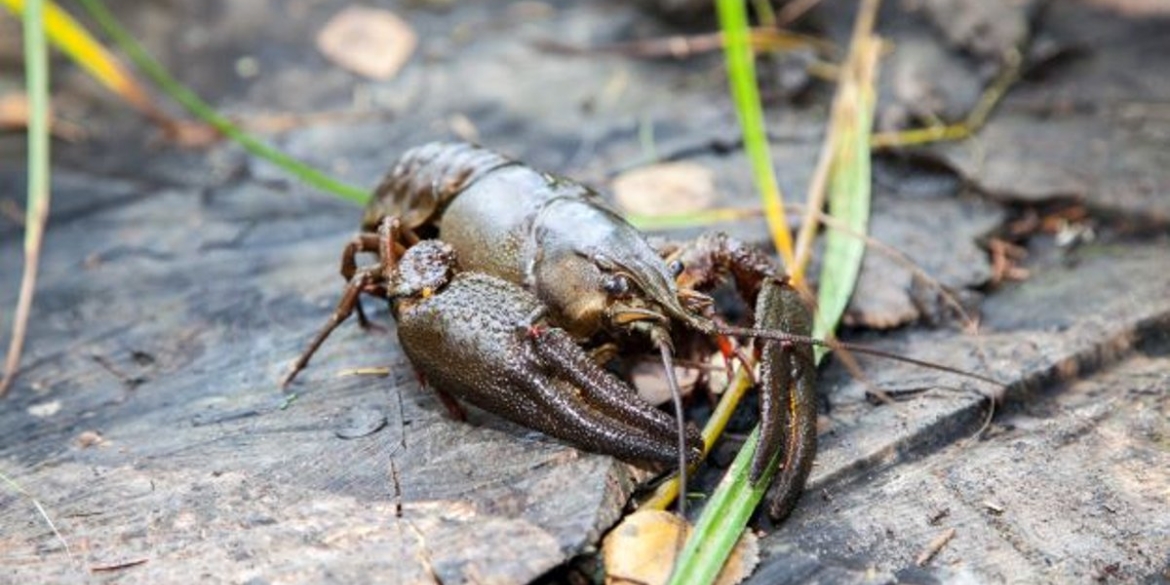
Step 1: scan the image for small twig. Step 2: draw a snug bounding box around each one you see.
[916,527,957,566]
[89,558,149,573]
[812,211,979,328]
[75,0,370,204]
[776,0,825,26]
[336,366,392,378]
[871,49,1022,149]
[533,28,833,60]
[1,471,76,569]
[790,103,838,283]
[988,238,1031,284]
[389,458,404,518]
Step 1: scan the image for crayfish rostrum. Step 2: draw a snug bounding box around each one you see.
[285,142,822,520]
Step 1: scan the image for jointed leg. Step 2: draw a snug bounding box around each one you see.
[341,232,387,330]
[282,268,382,388]
[340,233,383,281]
[284,216,417,387]
[661,231,785,308]
[660,232,818,520]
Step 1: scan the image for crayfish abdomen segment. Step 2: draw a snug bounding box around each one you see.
[394,272,702,466]
[363,142,516,234]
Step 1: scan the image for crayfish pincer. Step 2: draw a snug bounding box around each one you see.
[394,237,705,465]
[285,142,821,520]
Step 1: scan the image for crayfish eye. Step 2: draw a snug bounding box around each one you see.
[602,274,632,297]
[668,260,685,278]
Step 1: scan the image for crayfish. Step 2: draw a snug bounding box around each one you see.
[283,142,995,520]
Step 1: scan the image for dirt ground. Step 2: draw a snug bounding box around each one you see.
[1,1,1168,583]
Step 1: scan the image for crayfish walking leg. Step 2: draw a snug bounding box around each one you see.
[662,232,818,521]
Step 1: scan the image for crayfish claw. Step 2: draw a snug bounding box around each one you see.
[752,278,818,521]
[531,327,703,464]
[395,272,701,468]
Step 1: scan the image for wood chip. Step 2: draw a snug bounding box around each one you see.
[27,400,61,418]
[316,6,417,80]
[76,430,104,448]
[448,113,480,143]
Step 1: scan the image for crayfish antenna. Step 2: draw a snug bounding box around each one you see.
[651,329,691,518]
[707,324,1007,388]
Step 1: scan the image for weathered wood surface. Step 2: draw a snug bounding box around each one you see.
[2,1,1169,583]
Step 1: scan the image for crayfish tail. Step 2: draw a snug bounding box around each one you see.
[364,142,518,233]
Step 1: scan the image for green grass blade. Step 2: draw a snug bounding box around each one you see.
[626,207,762,232]
[716,0,795,268]
[1,0,52,395]
[74,0,370,205]
[23,0,50,280]
[669,5,880,585]
[667,0,796,579]
[667,426,776,585]
[1,469,74,564]
[1,0,162,117]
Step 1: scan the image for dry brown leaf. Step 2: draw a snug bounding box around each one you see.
[0,92,85,141]
[162,119,223,149]
[602,509,758,585]
[0,92,34,129]
[629,362,701,406]
[612,161,717,217]
[316,6,418,80]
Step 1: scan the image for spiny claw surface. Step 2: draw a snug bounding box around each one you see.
[395,271,703,466]
[753,279,817,521]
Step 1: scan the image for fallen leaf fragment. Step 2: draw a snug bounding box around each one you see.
[602,509,758,585]
[316,6,418,80]
[0,92,85,141]
[162,118,222,149]
[629,361,700,406]
[612,161,718,218]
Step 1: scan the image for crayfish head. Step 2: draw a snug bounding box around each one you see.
[530,250,612,338]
